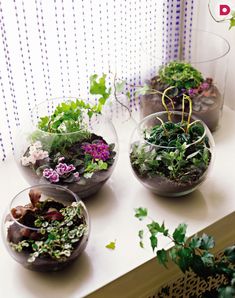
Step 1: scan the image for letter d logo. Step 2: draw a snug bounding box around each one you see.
[220,4,231,15]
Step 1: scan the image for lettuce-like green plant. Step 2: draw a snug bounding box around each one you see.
[158,61,203,90]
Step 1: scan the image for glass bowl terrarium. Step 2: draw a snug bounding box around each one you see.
[15,97,118,199]
[140,30,230,132]
[2,184,89,272]
[130,95,214,197]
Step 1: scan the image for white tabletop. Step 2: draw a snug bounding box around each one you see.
[0,106,235,298]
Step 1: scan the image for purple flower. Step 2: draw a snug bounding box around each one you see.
[43,168,59,183]
[200,82,209,90]
[55,163,76,176]
[188,88,196,96]
[82,141,110,161]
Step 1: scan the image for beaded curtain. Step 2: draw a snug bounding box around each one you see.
[0,0,194,161]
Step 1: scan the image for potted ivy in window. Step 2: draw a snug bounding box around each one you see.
[130,92,214,197]
[134,208,235,297]
[15,75,118,199]
[140,61,223,132]
[2,185,89,272]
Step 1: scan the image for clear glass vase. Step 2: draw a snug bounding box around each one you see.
[129,111,214,197]
[14,98,118,199]
[2,184,89,272]
[140,29,230,132]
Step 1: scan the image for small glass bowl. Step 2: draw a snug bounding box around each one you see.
[129,111,214,197]
[2,184,89,272]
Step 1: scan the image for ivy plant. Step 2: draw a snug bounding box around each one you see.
[134,208,235,298]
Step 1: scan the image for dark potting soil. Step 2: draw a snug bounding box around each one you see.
[8,225,88,271]
[140,76,222,132]
[21,164,114,199]
[131,167,209,197]
[20,133,116,199]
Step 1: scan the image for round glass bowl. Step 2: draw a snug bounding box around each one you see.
[129,111,214,197]
[15,98,118,199]
[2,184,89,272]
[140,29,230,132]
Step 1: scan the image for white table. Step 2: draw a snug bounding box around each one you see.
[0,106,235,298]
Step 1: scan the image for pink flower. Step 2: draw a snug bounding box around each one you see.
[55,163,76,176]
[43,168,54,178]
[58,157,65,162]
[74,172,80,181]
[48,171,59,183]
[43,168,59,183]
[200,82,209,90]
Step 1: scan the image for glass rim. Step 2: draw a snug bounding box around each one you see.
[141,28,230,64]
[8,184,80,231]
[31,97,109,136]
[137,111,209,149]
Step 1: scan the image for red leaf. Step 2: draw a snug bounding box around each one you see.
[44,211,64,221]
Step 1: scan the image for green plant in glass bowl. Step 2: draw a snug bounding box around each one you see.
[15,75,118,199]
[130,93,214,197]
[2,185,89,272]
[140,61,222,132]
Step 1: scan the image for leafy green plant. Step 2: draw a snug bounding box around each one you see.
[21,74,117,187]
[134,208,235,298]
[130,94,211,184]
[8,190,88,264]
[39,73,111,134]
[158,61,203,90]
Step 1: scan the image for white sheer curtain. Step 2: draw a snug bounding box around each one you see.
[0,0,195,161]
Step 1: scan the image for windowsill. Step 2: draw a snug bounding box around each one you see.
[0,105,235,298]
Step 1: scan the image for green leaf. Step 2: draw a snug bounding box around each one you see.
[169,247,177,262]
[115,80,126,93]
[218,286,235,298]
[147,221,167,236]
[189,235,202,249]
[229,16,235,30]
[105,241,116,250]
[135,85,151,96]
[157,249,168,268]
[199,233,215,250]
[224,245,235,264]
[126,91,131,100]
[173,223,187,244]
[89,73,111,101]
[134,207,148,221]
[138,230,144,248]
[201,251,214,266]
[150,235,158,251]
[177,247,192,273]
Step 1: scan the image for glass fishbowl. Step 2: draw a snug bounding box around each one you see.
[15,98,118,199]
[2,184,89,272]
[129,111,214,197]
[140,29,230,132]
